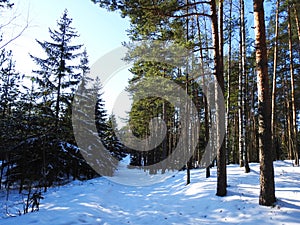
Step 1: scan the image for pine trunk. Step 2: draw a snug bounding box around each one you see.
[211,0,226,197]
[292,3,300,44]
[253,0,276,206]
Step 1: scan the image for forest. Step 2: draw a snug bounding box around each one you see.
[0,0,299,219]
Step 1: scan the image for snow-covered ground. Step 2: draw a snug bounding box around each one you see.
[1,161,299,225]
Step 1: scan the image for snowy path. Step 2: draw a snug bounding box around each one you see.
[1,161,300,224]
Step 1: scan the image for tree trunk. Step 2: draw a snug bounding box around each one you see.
[284,76,293,160]
[185,0,191,185]
[250,71,258,162]
[241,0,250,173]
[211,0,226,197]
[271,0,280,161]
[195,3,211,173]
[253,0,276,206]
[226,0,233,165]
[292,3,300,44]
[238,0,244,168]
[288,4,299,166]
[55,58,64,129]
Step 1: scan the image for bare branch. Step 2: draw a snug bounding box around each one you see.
[0,21,29,49]
[0,14,18,30]
[0,7,30,49]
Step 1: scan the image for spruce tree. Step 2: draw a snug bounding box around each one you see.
[104,114,127,161]
[30,9,83,130]
[94,77,108,140]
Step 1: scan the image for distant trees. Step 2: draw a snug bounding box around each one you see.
[104,114,127,161]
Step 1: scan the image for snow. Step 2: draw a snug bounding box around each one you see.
[1,161,300,225]
[107,155,178,186]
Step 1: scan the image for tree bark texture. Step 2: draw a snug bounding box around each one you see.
[253,0,276,206]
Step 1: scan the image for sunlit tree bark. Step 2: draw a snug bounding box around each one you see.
[253,0,276,206]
